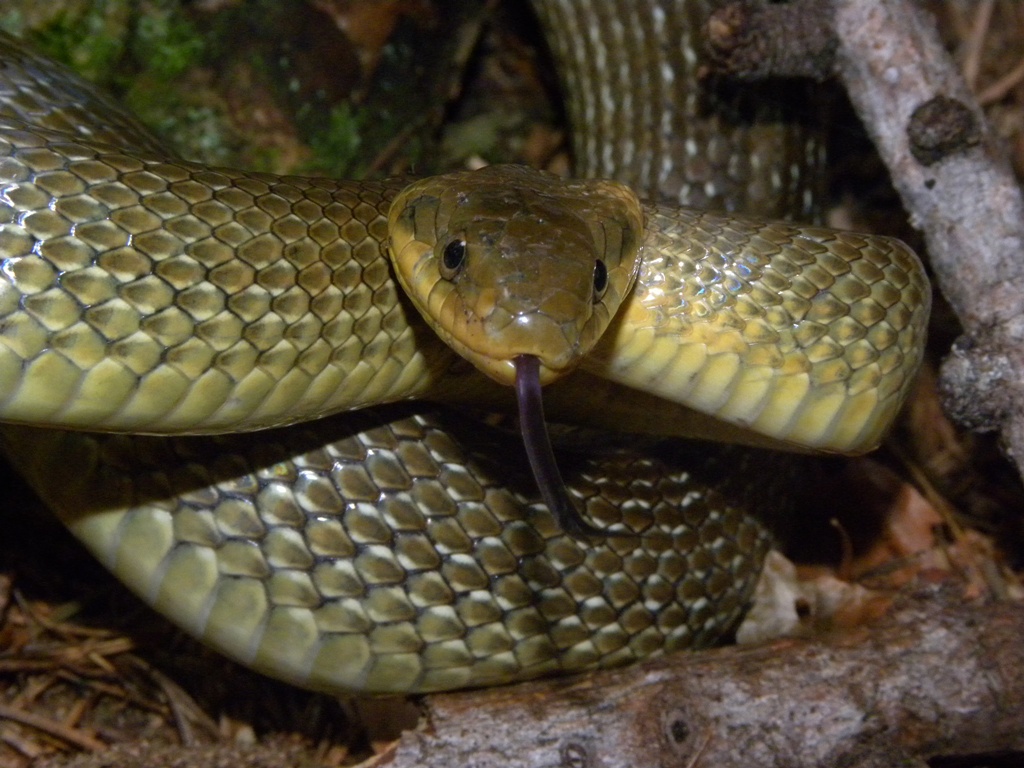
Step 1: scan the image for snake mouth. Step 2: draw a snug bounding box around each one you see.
[440,320,578,388]
[474,351,569,388]
[514,354,608,537]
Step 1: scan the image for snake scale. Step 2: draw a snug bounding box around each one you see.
[0,1,929,694]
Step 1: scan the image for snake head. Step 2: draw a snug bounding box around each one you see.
[387,165,644,387]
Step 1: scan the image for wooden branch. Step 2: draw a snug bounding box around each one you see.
[828,1,1024,474]
[386,584,1024,768]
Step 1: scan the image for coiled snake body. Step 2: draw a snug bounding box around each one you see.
[0,3,929,694]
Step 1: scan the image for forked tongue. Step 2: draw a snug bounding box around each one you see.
[514,355,607,537]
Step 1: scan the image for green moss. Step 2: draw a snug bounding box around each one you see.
[129,5,205,82]
[124,4,232,165]
[0,1,456,177]
[304,101,368,179]
[25,1,130,84]
[0,10,26,37]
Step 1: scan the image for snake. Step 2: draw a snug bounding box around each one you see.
[0,2,930,695]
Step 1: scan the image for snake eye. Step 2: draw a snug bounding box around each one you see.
[592,259,608,301]
[440,238,467,279]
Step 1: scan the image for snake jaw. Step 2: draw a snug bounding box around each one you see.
[431,318,579,388]
[514,354,608,537]
[473,340,582,390]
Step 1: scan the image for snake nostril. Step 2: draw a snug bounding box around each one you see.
[592,259,608,301]
[440,238,467,279]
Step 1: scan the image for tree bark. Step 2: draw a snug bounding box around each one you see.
[386,584,1024,768]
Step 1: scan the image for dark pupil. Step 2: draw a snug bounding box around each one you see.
[593,259,608,296]
[443,240,467,272]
